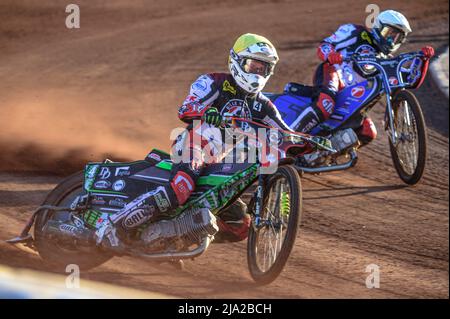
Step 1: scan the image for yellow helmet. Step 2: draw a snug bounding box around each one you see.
[228,33,279,94]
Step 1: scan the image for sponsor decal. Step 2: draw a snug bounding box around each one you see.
[321,98,335,114]
[221,99,252,131]
[148,152,161,162]
[361,31,373,45]
[380,60,397,67]
[355,44,376,56]
[98,167,111,179]
[59,224,78,235]
[112,179,126,191]
[351,86,365,98]
[72,217,84,228]
[219,169,255,201]
[115,166,130,176]
[84,164,99,190]
[389,77,399,85]
[222,80,236,95]
[94,180,111,189]
[302,118,318,133]
[122,208,152,228]
[86,164,99,179]
[192,76,208,92]
[154,192,170,212]
[173,172,194,192]
[172,171,194,204]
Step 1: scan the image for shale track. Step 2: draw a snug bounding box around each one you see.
[0,0,448,298]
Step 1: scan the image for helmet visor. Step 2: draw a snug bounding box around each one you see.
[242,58,273,77]
[380,25,406,47]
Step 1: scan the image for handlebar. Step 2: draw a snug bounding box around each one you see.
[343,51,425,64]
[341,51,427,82]
[219,114,337,153]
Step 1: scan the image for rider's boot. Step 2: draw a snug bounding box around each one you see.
[95,170,196,249]
[214,198,251,243]
[355,117,377,146]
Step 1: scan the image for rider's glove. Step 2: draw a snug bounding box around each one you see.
[327,51,343,65]
[421,46,435,59]
[202,107,222,127]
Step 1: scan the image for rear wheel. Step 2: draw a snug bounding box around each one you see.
[247,165,302,284]
[389,90,427,185]
[34,171,112,272]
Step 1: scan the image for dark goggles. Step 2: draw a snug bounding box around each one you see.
[380,25,406,46]
[241,58,274,77]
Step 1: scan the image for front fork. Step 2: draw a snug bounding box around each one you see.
[252,171,274,231]
[253,174,264,229]
[384,91,398,146]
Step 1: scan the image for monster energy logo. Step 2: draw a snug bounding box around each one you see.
[84,164,99,191]
[155,192,170,212]
[219,169,256,202]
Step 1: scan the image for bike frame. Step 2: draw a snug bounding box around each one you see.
[350,52,428,146]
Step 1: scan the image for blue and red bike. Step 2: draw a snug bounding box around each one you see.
[268,50,431,185]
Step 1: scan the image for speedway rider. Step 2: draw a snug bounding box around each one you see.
[293,9,435,145]
[97,33,295,247]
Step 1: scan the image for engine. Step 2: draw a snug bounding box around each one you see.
[329,128,359,153]
[140,208,219,250]
[302,128,359,166]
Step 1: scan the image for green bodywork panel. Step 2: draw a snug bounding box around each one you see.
[82,155,259,227]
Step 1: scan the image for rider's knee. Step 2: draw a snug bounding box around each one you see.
[170,168,197,205]
[315,91,336,121]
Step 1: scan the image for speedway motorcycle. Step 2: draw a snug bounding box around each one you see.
[7,116,335,284]
[268,51,430,185]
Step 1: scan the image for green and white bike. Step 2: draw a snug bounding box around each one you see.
[8,117,335,284]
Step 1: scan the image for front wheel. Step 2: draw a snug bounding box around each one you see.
[388,90,427,185]
[247,165,302,284]
[34,171,112,271]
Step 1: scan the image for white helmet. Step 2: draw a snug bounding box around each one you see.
[372,10,412,54]
[228,33,279,94]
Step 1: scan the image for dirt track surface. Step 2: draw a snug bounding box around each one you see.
[0,0,448,298]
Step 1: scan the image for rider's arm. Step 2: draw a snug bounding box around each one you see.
[317,24,358,62]
[259,95,294,132]
[178,74,220,123]
[317,42,337,62]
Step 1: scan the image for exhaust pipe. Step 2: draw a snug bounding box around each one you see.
[296,149,358,174]
[130,236,213,261]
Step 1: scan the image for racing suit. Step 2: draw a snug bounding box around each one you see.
[295,23,379,144]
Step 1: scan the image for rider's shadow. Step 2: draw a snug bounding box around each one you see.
[302,184,407,201]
